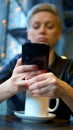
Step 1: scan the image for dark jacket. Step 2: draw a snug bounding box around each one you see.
[0,53,73,119]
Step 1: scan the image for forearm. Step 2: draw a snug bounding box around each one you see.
[61,81,73,112]
[0,78,16,103]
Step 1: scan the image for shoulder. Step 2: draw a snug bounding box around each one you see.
[1,54,22,72]
[56,54,73,65]
[55,54,73,73]
[8,54,22,69]
[57,54,73,73]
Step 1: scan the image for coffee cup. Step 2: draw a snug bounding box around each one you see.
[25,90,59,117]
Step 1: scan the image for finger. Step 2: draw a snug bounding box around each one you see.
[30,88,50,97]
[31,92,58,98]
[30,84,58,98]
[17,80,28,86]
[21,65,39,72]
[27,73,47,85]
[25,70,45,79]
[28,79,48,91]
[14,80,28,89]
[31,92,50,97]
[14,64,39,74]
[29,83,49,94]
[31,93,47,97]
[15,58,22,67]
[28,72,56,87]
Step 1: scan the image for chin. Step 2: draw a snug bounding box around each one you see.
[38,42,48,44]
[40,42,49,45]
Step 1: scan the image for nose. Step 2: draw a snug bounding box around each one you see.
[39,25,46,34]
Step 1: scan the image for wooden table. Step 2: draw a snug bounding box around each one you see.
[0,114,73,130]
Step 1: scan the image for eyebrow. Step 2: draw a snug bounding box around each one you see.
[31,20,54,25]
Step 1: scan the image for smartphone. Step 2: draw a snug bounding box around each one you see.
[22,43,49,71]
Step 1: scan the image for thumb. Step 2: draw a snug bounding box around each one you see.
[15,58,22,67]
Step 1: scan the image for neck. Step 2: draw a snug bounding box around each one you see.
[49,48,55,66]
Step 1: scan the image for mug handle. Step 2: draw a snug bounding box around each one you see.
[48,98,59,112]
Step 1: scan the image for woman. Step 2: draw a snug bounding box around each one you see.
[0,3,73,119]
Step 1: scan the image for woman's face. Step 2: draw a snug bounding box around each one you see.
[27,11,61,48]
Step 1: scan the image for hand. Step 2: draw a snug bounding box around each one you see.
[10,58,44,94]
[27,72,65,98]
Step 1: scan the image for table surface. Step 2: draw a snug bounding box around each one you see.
[0,114,73,130]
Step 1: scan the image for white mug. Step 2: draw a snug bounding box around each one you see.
[24,90,59,117]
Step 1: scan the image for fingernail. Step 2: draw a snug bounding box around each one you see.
[41,69,46,73]
[25,83,29,89]
[33,66,39,70]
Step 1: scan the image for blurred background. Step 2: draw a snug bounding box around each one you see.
[0,0,73,69]
[0,0,73,115]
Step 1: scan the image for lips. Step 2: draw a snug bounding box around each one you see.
[38,37,48,43]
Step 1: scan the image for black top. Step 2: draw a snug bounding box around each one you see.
[0,53,73,119]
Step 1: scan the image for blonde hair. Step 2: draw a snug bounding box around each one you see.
[26,3,62,31]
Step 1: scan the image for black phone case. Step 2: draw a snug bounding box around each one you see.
[22,43,49,71]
